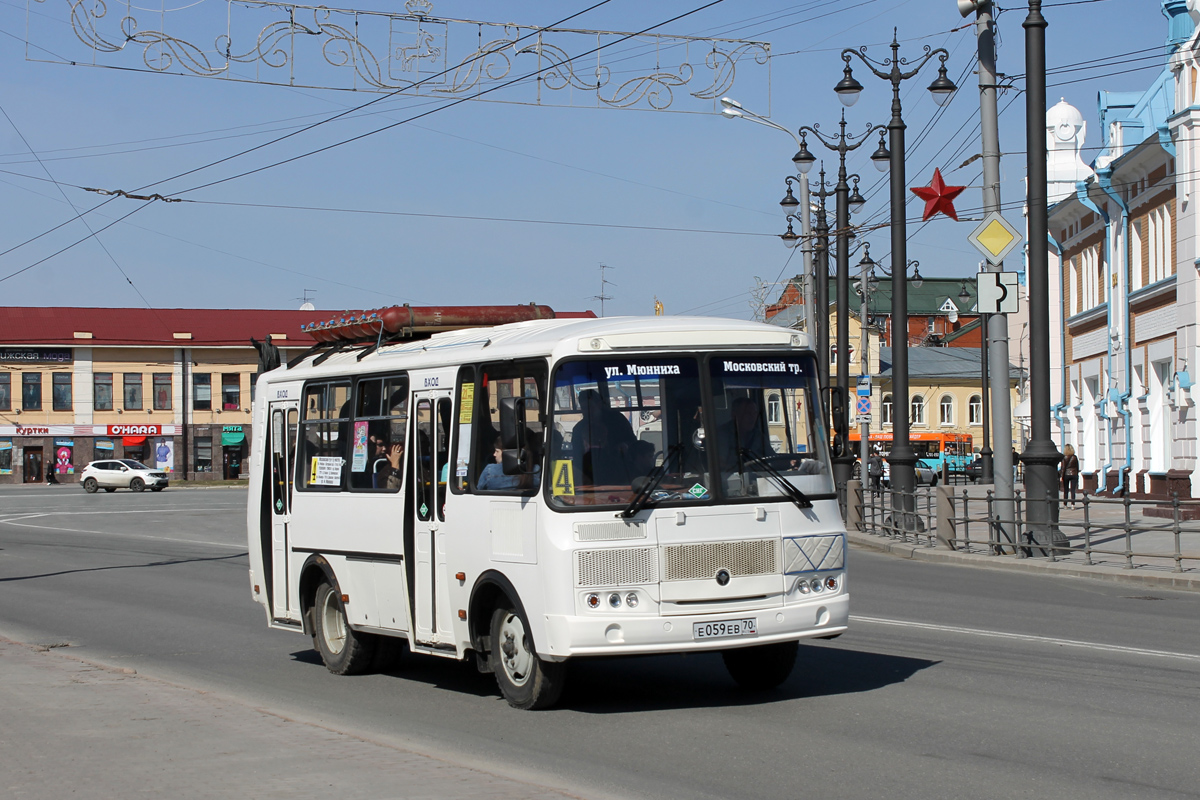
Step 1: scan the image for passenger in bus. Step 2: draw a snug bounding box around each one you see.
[478,436,540,491]
[718,397,773,470]
[577,417,632,487]
[630,439,656,478]
[371,436,404,490]
[575,389,636,460]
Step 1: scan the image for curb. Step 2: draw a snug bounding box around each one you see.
[847,530,1200,593]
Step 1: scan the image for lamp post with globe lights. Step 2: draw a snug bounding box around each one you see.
[790,112,884,494]
[834,30,956,508]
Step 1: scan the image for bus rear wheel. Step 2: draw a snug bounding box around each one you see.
[489,605,565,710]
[312,580,376,675]
[722,640,798,692]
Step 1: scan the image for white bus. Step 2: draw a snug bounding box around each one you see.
[246,315,848,709]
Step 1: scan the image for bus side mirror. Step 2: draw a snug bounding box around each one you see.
[499,396,535,475]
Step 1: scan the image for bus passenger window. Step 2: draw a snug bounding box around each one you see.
[348,375,408,492]
[470,362,546,495]
[297,381,351,491]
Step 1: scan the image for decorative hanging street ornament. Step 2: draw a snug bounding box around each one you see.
[910,168,966,221]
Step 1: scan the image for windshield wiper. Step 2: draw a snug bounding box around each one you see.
[738,448,813,510]
[620,443,684,519]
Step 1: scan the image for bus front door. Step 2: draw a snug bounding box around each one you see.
[410,392,455,647]
[267,402,299,621]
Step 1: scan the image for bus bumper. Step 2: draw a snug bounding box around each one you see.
[540,593,849,659]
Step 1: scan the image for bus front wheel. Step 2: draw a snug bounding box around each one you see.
[722,640,798,691]
[312,580,376,675]
[489,605,565,710]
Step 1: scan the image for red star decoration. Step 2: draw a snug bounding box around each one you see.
[910,168,966,221]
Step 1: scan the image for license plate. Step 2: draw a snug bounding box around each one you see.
[692,618,758,640]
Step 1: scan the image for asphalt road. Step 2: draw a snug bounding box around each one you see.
[2,485,1198,800]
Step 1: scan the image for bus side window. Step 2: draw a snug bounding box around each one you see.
[297,381,351,491]
[348,375,408,493]
[472,361,546,495]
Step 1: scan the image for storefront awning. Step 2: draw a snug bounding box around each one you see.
[221,431,245,446]
[122,436,146,446]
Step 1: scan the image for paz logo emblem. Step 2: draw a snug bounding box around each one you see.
[715,569,731,586]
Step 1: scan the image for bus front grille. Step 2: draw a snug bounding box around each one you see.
[662,539,779,582]
[576,547,658,587]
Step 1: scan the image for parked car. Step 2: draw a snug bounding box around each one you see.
[881,457,939,488]
[964,458,984,483]
[80,459,169,493]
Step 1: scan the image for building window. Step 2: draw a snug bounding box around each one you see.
[969,394,983,425]
[193,374,211,411]
[882,394,893,426]
[52,373,72,412]
[767,393,782,424]
[123,373,143,410]
[911,395,926,426]
[195,436,212,472]
[939,395,954,426]
[1149,205,1173,284]
[94,373,113,411]
[222,373,240,411]
[153,373,172,411]
[0,373,9,411]
[22,373,41,411]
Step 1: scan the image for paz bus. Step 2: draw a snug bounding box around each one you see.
[246,309,848,709]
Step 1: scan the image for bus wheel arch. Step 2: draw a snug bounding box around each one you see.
[468,570,528,668]
[298,555,339,637]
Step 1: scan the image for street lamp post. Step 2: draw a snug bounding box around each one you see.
[1020,0,1065,550]
[835,30,957,509]
[791,113,881,495]
[856,245,880,478]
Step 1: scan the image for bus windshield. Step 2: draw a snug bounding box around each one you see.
[708,355,834,500]
[547,353,833,510]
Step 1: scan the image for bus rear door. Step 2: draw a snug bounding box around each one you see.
[410,390,455,647]
[267,400,299,621]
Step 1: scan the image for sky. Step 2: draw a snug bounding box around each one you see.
[0,0,1177,320]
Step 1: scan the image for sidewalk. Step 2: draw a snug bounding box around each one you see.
[0,636,587,800]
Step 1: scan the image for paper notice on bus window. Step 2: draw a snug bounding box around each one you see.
[351,421,369,472]
[552,460,575,496]
[456,423,472,477]
[459,383,475,424]
[310,456,343,486]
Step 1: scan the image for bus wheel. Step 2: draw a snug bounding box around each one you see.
[489,605,565,710]
[722,641,798,691]
[312,580,375,675]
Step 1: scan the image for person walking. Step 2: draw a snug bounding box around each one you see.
[867,449,883,495]
[1060,444,1079,508]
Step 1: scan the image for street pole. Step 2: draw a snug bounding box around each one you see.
[971,0,1016,540]
[814,168,832,398]
[1021,0,1065,550]
[798,175,817,340]
[858,246,875,479]
[837,32,956,518]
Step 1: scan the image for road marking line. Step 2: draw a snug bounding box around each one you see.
[0,517,244,550]
[0,507,241,519]
[851,615,1200,663]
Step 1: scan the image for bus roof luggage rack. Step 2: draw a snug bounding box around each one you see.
[290,303,573,369]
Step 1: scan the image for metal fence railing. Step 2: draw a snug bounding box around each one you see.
[859,485,939,547]
[853,481,1200,574]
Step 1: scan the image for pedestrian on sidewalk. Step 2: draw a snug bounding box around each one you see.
[45,462,58,485]
[868,449,883,494]
[1060,444,1079,508]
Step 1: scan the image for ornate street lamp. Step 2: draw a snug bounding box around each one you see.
[793,111,883,495]
[837,30,956,516]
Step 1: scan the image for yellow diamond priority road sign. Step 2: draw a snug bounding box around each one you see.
[967,211,1022,265]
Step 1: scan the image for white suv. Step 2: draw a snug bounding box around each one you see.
[80,459,170,493]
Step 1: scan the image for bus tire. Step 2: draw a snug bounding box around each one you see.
[489,604,565,710]
[312,580,376,675]
[722,640,798,691]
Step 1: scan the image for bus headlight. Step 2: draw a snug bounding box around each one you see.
[795,578,811,594]
[608,593,622,608]
[625,592,639,608]
[586,593,600,609]
[810,578,824,593]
